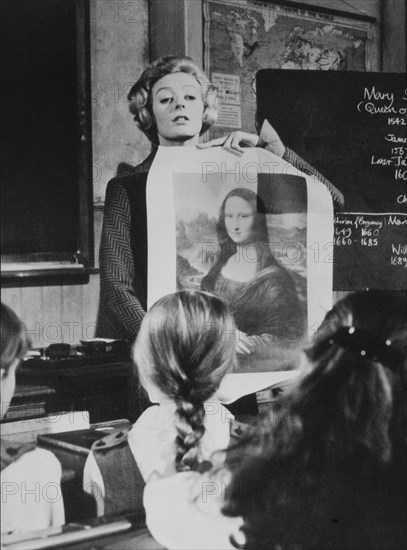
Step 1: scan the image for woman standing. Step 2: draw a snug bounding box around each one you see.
[97,56,341,344]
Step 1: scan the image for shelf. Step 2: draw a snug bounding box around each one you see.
[1,267,99,287]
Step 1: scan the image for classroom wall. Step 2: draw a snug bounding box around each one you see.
[2,0,150,347]
[2,0,405,346]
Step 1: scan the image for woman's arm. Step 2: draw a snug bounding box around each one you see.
[258,120,345,207]
[197,120,344,207]
[281,147,344,207]
[98,180,146,341]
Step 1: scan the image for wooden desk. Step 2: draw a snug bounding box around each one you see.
[3,384,56,421]
[36,420,134,522]
[1,513,165,550]
[63,526,165,549]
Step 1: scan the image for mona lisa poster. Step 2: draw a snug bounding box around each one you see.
[147,146,333,397]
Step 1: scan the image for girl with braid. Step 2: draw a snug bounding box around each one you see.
[128,289,237,479]
[84,290,237,513]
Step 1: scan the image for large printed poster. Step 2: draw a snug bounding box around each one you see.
[147,147,333,399]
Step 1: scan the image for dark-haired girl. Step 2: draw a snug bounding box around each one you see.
[225,290,407,550]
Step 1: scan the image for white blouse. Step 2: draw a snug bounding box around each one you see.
[128,400,233,480]
[1,448,65,534]
[144,470,243,550]
[83,399,233,516]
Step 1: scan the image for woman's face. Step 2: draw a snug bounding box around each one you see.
[152,72,205,146]
[224,196,255,244]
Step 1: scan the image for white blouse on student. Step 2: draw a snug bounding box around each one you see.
[129,399,233,480]
[83,398,233,515]
[144,469,244,550]
[1,448,65,534]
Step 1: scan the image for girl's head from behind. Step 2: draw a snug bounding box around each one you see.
[1,303,29,419]
[133,290,236,471]
[224,291,407,550]
[301,290,407,466]
[128,56,218,145]
[274,290,407,470]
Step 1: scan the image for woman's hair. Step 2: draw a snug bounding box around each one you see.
[201,188,275,291]
[231,264,304,341]
[127,56,218,144]
[224,290,407,550]
[133,290,236,472]
[1,302,29,374]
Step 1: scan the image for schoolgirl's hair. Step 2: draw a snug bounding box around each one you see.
[1,303,29,374]
[133,290,236,472]
[201,188,275,291]
[224,290,407,550]
[127,56,219,144]
[301,290,407,467]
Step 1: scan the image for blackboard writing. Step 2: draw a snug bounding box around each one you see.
[358,86,407,186]
[256,70,407,290]
[334,213,406,290]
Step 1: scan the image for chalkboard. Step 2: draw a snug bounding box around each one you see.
[0,0,93,270]
[256,70,406,291]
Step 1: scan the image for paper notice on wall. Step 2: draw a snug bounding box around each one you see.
[212,73,241,104]
[216,104,242,128]
[146,146,333,398]
[212,73,242,128]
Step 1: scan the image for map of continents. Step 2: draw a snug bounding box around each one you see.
[205,1,369,133]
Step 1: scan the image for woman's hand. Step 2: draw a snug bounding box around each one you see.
[197,122,286,158]
[235,329,263,355]
[197,131,260,156]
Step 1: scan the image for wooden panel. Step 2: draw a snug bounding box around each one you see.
[62,284,84,344]
[81,274,100,340]
[149,0,186,60]
[21,287,44,348]
[2,277,98,348]
[381,0,406,72]
[42,285,64,343]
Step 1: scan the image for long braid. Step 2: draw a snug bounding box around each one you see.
[133,290,236,473]
[174,396,207,472]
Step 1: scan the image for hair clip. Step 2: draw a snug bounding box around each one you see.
[328,326,398,366]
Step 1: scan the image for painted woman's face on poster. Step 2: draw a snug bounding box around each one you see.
[173,171,308,373]
[224,196,255,244]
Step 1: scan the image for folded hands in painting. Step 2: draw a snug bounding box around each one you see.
[235,329,261,355]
